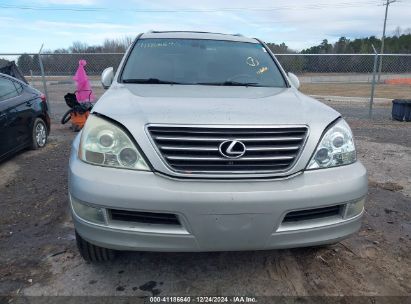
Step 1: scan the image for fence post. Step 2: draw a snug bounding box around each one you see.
[38,44,50,112]
[369,45,379,119]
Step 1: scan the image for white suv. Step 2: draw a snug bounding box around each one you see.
[68,31,367,262]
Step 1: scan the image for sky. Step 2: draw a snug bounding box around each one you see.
[0,0,410,53]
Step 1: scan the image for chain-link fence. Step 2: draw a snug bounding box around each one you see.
[277,54,411,82]
[3,53,411,78]
[0,53,410,118]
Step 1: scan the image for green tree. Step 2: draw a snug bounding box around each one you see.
[17,54,33,74]
[266,42,294,54]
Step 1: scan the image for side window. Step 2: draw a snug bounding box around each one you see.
[0,78,19,102]
[13,82,24,95]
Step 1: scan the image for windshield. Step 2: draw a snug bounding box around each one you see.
[121,38,286,87]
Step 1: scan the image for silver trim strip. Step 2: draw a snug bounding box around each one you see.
[149,124,308,130]
[154,170,303,182]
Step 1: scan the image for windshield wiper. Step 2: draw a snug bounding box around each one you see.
[196,81,261,87]
[122,78,183,84]
[123,78,261,86]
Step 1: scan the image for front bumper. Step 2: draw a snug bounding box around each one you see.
[69,149,367,252]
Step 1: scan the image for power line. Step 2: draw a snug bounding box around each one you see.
[0,1,384,13]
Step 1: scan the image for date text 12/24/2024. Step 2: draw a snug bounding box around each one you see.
[149,296,257,303]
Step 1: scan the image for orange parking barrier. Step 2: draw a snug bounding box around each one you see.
[71,111,90,131]
[384,78,411,85]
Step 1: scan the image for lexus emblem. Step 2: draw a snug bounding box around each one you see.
[219,140,246,159]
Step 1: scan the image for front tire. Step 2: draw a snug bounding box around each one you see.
[75,231,116,262]
[61,109,72,124]
[31,118,48,150]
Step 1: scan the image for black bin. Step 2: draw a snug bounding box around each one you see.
[392,99,411,122]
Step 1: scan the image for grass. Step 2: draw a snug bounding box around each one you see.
[300,83,411,99]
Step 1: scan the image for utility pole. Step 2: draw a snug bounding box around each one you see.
[377,0,397,83]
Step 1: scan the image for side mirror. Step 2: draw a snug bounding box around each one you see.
[101,67,114,89]
[287,72,300,89]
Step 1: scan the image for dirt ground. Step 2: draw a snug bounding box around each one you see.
[0,96,410,300]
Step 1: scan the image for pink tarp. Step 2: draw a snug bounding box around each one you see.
[73,59,95,102]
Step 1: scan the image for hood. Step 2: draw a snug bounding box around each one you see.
[91,84,342,178]
[93,84,340,127]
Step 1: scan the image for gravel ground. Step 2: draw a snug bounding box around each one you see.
[0,96,410,300]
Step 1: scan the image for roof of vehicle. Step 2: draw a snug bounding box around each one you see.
[0,72,38,92]
[0,72,26,84]
[140,31,259,43]
[0,62,28,84]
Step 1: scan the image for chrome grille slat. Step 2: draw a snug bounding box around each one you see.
[160,145,300,152]
[160,146,219,151]
[244,146,300,151]
[166,155,295,161]
[154,136,304,142]
[147,125,308,176]
[150,129,305,135]
[168,163,291,167]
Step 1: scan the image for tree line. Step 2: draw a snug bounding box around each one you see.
[268,32,411,73]
[300,34,411,54]
[8,31,411,76]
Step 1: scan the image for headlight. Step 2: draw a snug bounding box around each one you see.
[79,115,150,171]
[307,119,356,169]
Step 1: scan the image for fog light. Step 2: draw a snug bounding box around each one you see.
[345,197,365,218]
[70,195,106,224]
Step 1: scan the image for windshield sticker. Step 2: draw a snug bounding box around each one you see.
[246,57,259,67]
[137,41,179,48]
[256,66,268,75]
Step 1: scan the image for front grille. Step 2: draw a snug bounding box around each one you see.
[283,205,343,223]
[147,125,308,175]
[109,209,180,226]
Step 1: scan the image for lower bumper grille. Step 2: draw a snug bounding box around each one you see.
[109,209,180,226]
[283,205,343,222]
